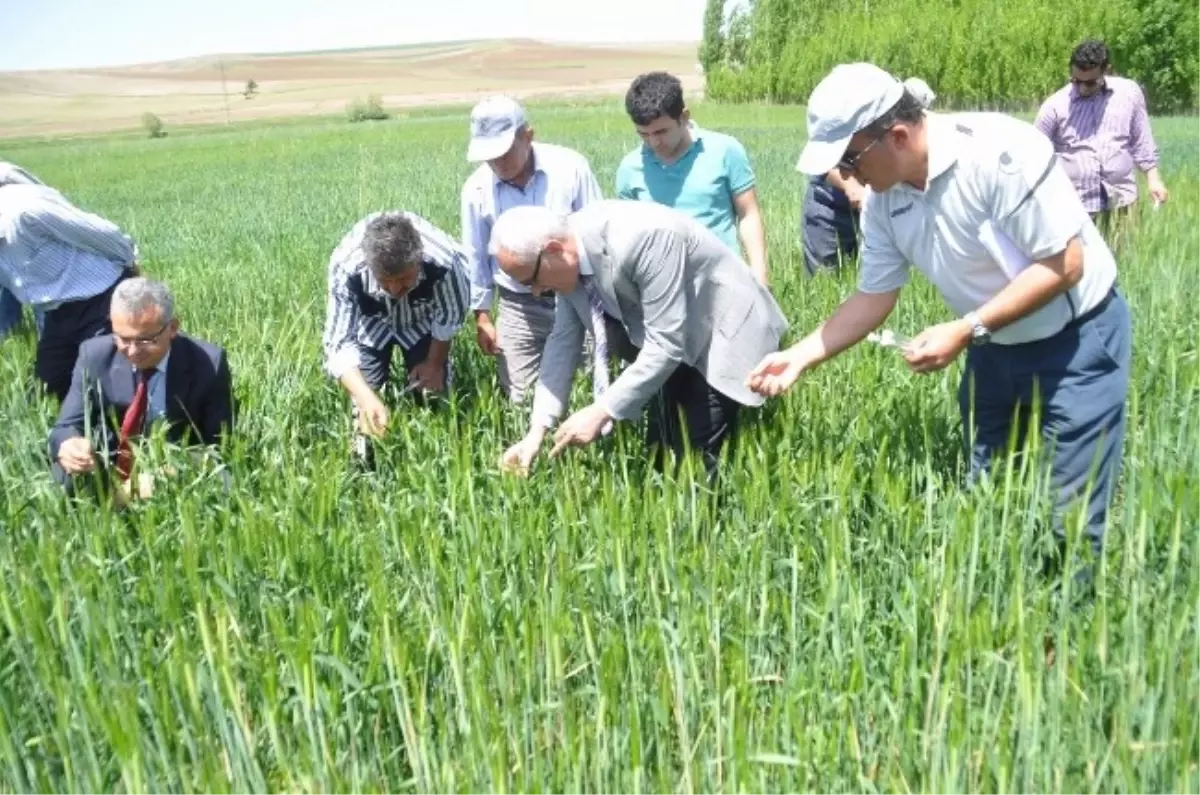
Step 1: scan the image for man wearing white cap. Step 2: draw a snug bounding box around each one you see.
[800,77,937,276]
[748,62,1131,566]
[461,95,603,404]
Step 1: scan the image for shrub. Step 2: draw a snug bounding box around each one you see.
[346,94,390,123]
[141,112,167,139]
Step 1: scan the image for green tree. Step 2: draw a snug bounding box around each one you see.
[699,0,726,72]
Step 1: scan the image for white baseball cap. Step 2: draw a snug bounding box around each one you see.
[794,62,906,175]
[902,77,936,109]
[467,96,527,162]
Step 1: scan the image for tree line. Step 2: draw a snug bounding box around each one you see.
[699,0,1199,114]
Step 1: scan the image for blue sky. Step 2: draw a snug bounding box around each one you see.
[1,0,705,71]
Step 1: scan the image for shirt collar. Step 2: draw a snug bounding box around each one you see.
[928,113,961,182]
[134,350,169,377]
[575,232,594,277]
[492,143,546,190]
[361,258,425,300]
[898,112,959,194]
[645,122,703,165]
[1069,79,1113,101]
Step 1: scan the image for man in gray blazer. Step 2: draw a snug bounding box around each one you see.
[489,199,788,477]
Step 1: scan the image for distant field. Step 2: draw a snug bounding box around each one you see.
[0,39,702,138]
[0,102,1195,792]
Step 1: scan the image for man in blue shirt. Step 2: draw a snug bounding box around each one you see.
[0,182,139,402]
[615,72,768,285]
[460,96,603,404]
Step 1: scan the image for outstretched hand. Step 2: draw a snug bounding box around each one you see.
[746,350,805,397]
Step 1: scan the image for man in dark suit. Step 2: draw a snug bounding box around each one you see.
[49,277,234,499]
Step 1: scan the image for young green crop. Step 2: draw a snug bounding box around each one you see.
[0,102,1195,792]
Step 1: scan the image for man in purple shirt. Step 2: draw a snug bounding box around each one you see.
[1035,39,1169,235]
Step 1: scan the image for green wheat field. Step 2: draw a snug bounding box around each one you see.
[0,101,1196,792]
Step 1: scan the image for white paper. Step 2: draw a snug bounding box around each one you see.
[866,329,912,352]
[978,219,1031,280]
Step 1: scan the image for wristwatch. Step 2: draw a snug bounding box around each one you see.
[964,311,991,346]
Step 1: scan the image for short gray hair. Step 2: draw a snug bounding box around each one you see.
[362,213,423,278]
[112,277,174,323]
[488,205,570,267]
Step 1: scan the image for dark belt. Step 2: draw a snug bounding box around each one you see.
[497,285,555,307]
[1064,285,1117,331]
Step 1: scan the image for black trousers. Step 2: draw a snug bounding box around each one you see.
[605,317,741,480]
[358,333,449,394]
[36,271,133,403]
[645,363,742,479]
[350,334,450,469]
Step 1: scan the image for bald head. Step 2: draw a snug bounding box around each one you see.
[489,206,579,295]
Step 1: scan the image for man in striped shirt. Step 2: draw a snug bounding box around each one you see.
[1035,39,1169,235]
[0,182,138,402]
[0,161,49,340]
[322,210,470,461]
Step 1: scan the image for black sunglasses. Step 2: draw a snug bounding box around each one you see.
[520,248,545,287]
[836,129,888,172]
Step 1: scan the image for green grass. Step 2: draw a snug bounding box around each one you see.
[0,101,1196,792]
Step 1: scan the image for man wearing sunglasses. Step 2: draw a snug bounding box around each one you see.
[800,77,937,277]
[489,199,788,480]
[48,277,234,502]
[747,62,1130,571]
[1034,39,1168,236]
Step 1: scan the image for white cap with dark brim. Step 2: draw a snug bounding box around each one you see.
[795,63,907,175]
[467,95,527,162]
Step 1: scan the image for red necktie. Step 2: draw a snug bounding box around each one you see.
[115,369,152,481]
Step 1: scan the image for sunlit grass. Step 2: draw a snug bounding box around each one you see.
[0,103,1195,792]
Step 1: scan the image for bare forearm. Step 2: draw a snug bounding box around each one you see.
[825,169,864,195]
[1144,165,1166,191]
[975,238,1083,333]
[788,289,898,371]
[426,338,451,366]
[738,211,768,284]
[338,367,380,406]
[825,169,852,193]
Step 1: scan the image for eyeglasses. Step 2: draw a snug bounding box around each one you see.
[1071,76,1105,90]
[520,248,545,287]
[836,130,887,173]
[114,320,169,348]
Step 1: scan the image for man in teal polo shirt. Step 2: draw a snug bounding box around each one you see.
[615,71,768,286]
